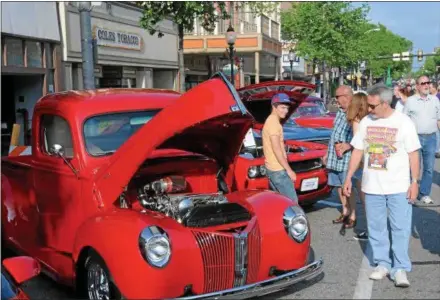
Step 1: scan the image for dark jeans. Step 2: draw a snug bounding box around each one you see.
[266,169,298,203]
[418,133,437,198]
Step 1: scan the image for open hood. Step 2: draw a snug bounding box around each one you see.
[94,73,253,208]
[237,81,316,125]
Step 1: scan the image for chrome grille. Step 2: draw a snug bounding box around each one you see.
[233,232,248,287]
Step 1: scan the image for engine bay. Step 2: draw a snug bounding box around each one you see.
[121,175,251,228]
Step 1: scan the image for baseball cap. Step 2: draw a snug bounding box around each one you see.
[271,93,291,106]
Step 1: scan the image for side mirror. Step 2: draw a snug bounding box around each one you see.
[49,144,79,178]
[50,144,65,156]
[2,256,40,285]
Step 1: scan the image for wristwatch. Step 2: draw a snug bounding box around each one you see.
[411,179,418,184]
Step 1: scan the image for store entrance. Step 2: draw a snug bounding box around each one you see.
[99,66,136,88]
[1,75,16,156]
[1,74,43,155]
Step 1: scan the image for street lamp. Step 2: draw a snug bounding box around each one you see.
[288,50,296,80]
[362,27,380,87]
[225,24,237,85]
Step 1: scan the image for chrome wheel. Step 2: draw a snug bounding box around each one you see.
[87,262,110,300]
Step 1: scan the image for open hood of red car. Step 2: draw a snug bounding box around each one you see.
[94,73,253,208]
[237,80,316,125]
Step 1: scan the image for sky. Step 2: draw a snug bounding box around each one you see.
[359,1,440,71]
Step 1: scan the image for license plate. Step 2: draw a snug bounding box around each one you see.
[301,177,319,192]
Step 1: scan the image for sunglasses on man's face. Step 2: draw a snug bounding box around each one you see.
[419,81,431,86]
[368,103,381,110]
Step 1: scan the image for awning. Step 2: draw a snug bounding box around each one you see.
[1,2,60,42]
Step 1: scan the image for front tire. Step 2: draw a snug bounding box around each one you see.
[83,251,122,300]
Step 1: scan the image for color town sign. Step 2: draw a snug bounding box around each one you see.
[93,26,143,51]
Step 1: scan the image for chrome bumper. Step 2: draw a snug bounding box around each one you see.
[177,258,323,300]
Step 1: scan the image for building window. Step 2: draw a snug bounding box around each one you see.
[283,54,300,63]
[26,41,43,67]
[5,38,24,66]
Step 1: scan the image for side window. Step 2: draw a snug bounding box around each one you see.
[40,115,74,158]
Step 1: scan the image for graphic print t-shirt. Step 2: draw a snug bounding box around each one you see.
[350,111,421,195]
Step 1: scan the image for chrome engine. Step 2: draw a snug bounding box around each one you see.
[137,175,231,225]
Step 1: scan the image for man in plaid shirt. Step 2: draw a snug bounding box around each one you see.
[324,85,357,227]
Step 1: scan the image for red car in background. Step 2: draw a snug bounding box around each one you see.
[292,102,334,129]
[304,95,336,117]
[1,256,40,300]
[238,82,335,129]
[237,81,331,206]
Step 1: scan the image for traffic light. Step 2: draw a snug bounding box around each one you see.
[417,49,423,62]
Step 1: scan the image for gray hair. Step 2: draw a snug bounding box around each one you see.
[416,75,429,84]
[366,84,393,104]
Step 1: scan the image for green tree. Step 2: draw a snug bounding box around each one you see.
[139,2,229,92]
[138,2,278,92]
[281,2,369,97]
[416,48,440,77]
[360,23,413,80]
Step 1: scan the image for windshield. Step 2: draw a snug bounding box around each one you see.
[309,100,328,113]
[284,118,298,126]
[83,110,161,156]
[292,105,326,117]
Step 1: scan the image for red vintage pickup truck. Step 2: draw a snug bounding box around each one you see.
[1,74,323,299]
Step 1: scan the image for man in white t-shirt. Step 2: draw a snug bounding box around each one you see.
[342,84,420,288]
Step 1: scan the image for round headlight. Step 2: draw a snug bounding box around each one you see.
[139,226,171,268]
[259,165,267,176]
[283,206,309,243]
[248,166,258,178]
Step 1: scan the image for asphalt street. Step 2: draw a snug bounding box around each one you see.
[8,159,440,299]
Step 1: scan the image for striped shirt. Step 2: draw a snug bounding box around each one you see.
[327,109,353,172]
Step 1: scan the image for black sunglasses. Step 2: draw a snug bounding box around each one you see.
[419,81,431,86]
[368,103,382,110]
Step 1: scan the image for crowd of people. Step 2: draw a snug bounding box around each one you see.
[260,75,440,289]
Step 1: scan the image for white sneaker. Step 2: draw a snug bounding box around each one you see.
[394,269,410,287]
[369,265,389,280]
[420,196,434,204]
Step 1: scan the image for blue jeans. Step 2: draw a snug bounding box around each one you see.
[418,133,437,198]
[436,130,440,153]
[365,193,412,279]
[266,169,298,203]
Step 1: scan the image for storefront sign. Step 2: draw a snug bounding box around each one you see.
[94,27,143,51]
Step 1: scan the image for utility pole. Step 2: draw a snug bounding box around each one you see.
[78,2,95,90]
[322,61,327,103]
